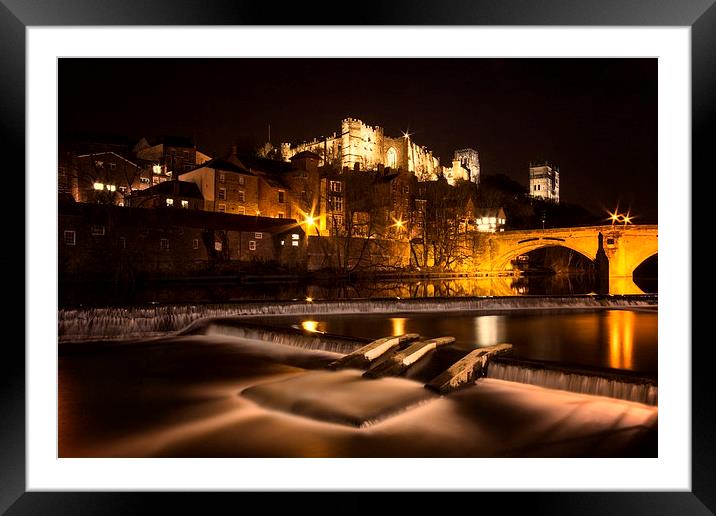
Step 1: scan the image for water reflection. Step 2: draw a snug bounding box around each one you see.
[474,315,503,346]
[283,310,657,374]
[301,320,322,333]
[60,273,656,308]
[607,311,635,370]
[390,317,407,336]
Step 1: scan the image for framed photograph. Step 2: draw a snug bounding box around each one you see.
[7,0,709,513]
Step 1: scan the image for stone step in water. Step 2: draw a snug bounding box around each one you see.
[425,343,513,394]
[327,333,421,370]
[363,337,455,379]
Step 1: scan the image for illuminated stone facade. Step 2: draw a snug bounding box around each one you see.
[529,163,560,204]
[280,118,473,186]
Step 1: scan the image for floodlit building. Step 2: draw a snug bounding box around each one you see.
[475,207,507,232]
[529,162,560,204]
[280,117,474,186]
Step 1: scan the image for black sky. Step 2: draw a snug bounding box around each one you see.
[59,58,657,222]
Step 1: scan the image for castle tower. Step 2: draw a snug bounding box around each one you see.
[529,162,560,203]
[453,148,480,186]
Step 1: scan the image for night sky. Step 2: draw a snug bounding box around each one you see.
[59,58,657,222]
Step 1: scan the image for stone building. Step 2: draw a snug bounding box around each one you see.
[280,117,473,186]
[134,136,212,186]
[453,148,481,186]
[529,162,560,204]
[126,180,204,210]
[72,151,143,205]
[58,199,306,279]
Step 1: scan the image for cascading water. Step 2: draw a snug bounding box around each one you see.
[59,294,657,341]
[487,361,657,405]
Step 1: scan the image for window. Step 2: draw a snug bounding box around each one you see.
[218,187,226,200]
[181,200,189,209]
[292,241,299,247]
[239,176,245,185]
[93,182,104,191]
[119,186,127,193]
[119,237,126,249]
[108,163,116,170]
[249,240,256,251]
[217,203,226,213]
[214,241,223,251]
[219,172,226,183]
[184,164,193,171]
[152,164,163,175]
[331,197,343,212]
[291,233,300,240]
[280,240,285,246]
[278,190,285,203]
[140,177,151,185]
[166,198,174,207]
[329,180,342,193]
[237,206,245,215]
[160,238,169,250]
[238,190,245,202]
[152,176,162,185]
[91,225,105,236]
[255,232,262,239]
[192,239,199,249]
[277,212,284,219]
[63,230,76,246]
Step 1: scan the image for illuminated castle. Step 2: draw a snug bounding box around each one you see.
[280,118,480,186]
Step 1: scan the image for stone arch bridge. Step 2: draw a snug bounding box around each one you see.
[473,225,658,294]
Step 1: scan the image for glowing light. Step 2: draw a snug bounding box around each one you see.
[392,217,405,230]
[93,182,104,190]
[301,320,320,332]
[305,297,313,303]
[152,164,162,174]
[304,215,316,227]
[390,317,407,336]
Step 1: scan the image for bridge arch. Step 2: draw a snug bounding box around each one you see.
[492,241,597,273]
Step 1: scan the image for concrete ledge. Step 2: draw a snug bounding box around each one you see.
[363,337,455,379]
[425,343,513,394]
[327,333,421,370]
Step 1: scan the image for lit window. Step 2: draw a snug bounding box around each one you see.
[292,241,299,247]
[489,217,496,224]
[160,238,169,250]
[152,164,162,174]
[249,240,256,251]
[255,232,262,239]
[331,197,343,212]
[239,176,245,185]
[93,182,104,190]
[214,241,222,251]
[291,233,300,240]
[217,203,226,213]
[237,206,245,215]
[219,172,225,183]
[238,190,245,202]
[278,190,285,203]
[218,188,226,200]
[277,212,284,219]
[280,240,285,246]
[63,230,76,246]
[192,239,199,249]
[106,184,116,192]
[329,180,342,192]
[181,200,189,209]
[140,177,151,185]
[91,225,105,236]
[166,198,174,206]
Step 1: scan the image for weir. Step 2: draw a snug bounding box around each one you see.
[487,358,657,405]
[58,294,657,342]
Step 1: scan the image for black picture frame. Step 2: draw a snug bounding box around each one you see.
[4,1,708,513]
